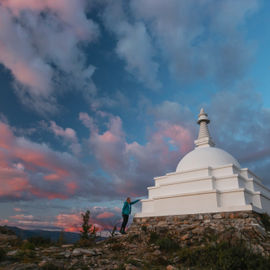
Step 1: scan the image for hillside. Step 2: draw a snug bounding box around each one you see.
[1,211,270,269]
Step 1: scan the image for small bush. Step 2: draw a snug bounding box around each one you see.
[16,249,36,263]
[28,236,52,246]
[9,237,23,247]
[80,210,96,241]
[141,225,147,232]
[0,226,15,235]
[21,241,35,250]
[157,237,179,251]
[0,248,6,261]
[149,231,159,243]
[178,241,270,270]
[148,231,179,252]
[259,213,270,231]
[127,233,139,242]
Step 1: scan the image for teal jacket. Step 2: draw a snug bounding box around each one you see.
[122,199,140,215]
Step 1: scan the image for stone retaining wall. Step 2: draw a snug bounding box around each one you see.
[129,211,270,255]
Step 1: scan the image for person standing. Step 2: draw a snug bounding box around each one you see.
[120,197,140,234]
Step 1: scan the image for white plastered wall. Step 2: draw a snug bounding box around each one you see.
[136,165,270,217]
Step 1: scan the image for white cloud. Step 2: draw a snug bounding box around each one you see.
[0,0,99,114]
[131,0,259,85]
[49,121,81,155]
[101,0,161,90]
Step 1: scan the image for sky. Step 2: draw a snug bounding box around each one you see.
[0,0,270,233]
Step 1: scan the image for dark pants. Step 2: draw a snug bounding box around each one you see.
[120,214,129,232]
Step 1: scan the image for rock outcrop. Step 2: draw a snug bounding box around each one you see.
[1,211,270,269]
[130,210,270,256]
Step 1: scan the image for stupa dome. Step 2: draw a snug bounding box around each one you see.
[176,146,240,172]
[136,107,270,218]
[176,108,240,172]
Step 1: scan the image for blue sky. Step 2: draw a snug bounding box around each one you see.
[0,0,270,232]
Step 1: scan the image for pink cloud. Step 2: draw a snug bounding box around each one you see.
[49,121,81,155]
[0,5,53,97]
[50,121,77,141]
[157,122,194,153]
[2,0,97,40]
[0,219,9,226]
[55,213,82,233]
[0,0,99,113]
[66,182,78,194]
[3,205,122,232]
[30,188,68,200]
[10,214,34,220]
[81,112,194,196]
[89,116,127,173]
[44,174,63,181]
[5,215,56,230]
[79,112,95,130]
[96,212,115,219]
[114,207,121,213]
[0,121,88,200]
[55,206,121,232]
[0,166,31,198]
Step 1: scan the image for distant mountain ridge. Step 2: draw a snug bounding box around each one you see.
[6,226,80,243]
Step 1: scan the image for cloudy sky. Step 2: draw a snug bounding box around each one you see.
[0,0,270,232]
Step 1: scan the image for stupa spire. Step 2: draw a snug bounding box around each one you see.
[194,108,215,148]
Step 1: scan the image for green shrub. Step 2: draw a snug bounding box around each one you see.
[127,233,139,242]
[80,210,96,241]
[148,231,179,252]
[0,226,15,235]
[21,241,35,250]
[141,225,147,232]
[149,231,159,243]
[156,237,179,251]
[178,241,270,270]
[16,249,36,263]
[28,236,52,246]
[0,248,6,261]
[9,237,23,247]
[259,213,270,231]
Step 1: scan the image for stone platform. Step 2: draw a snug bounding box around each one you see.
[129,211,270,255]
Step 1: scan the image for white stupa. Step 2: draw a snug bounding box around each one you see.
[136,108,270,217]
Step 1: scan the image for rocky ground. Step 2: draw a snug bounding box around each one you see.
[1,211,270,270]
[0,231,184,270]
